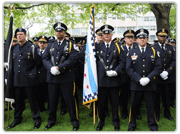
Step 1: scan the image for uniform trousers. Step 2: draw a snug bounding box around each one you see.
[48,82,79,125]
[155,83,172,117]
[14,86,41,123]
[98,87,119,126]
[129,91,158,131]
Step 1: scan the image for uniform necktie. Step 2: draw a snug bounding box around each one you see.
[58,41,61,46]
[129,47,131,51]
[161,44,164,52]
[142,48,144,56]
[107,44,109,53]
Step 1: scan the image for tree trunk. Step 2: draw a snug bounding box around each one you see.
[150,3,172,34]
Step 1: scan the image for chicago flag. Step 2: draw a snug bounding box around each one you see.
[83,4,98,108]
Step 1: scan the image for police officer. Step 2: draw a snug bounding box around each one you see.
[35,36,49,112]
[48,36,55,42]
[126,28,161,131]
[95,24,125,131]
[7,28,42,129]
[153,29,175,121]
[65,32,71,40]
[120,30,136,120]
[32,37,39,46]
[42,22,79,130]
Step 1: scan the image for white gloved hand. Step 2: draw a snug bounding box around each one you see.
[5,98,15,110]
[162,75,168,80]
[143,77,150,85]
[50,66,61,75]
[106,70,118,77]
[160,71,169,79]
[139,77,150,86]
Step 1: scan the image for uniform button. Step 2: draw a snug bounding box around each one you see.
[143,65,145,67]
[143,70,145,72]
[57,52,59,53]
[164,69,166,71]
[107,66,109,69]
[19,60,21,62]
[107,55,109,57]
[69,70,71,72]
[143,75,145,77]
[18,71,20,72]
[107,60,109,62]
[164,64,166,66]
[164,59,166,61]
[56,57,58,59]
[56,62,58,64]
[143,59,145,61]
[38,71,40,73]
[18,65,20,67]
[30,74,32,75]
[19,55,21,56]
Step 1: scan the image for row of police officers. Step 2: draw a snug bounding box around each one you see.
[4,21,175,131]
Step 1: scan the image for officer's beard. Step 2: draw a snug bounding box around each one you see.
[57,36,64,42]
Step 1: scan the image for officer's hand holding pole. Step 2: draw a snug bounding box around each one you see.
[106,70,118,77]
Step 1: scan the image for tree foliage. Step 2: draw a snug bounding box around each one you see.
[3,3,176,39]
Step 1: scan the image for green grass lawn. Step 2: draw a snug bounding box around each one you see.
[4,90,176,131]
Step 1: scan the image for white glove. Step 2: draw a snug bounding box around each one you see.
[160,71,168,79]
[4,62,9,71]
[162,75,168,80]
[106,70,118,77]
[5,98,15,110]
[50,66,61,75]
[139,77,150,86]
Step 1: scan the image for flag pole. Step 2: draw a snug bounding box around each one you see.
[90,4,96,127]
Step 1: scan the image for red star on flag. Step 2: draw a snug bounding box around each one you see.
[84,74,86,77]
[87,85,89,89]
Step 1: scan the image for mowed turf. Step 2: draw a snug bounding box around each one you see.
[4,90,176,131]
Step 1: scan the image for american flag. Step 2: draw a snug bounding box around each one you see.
[83,4,98,109]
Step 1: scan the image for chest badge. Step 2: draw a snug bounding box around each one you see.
[50,48,55,52]
[27,52,31,59]
[169,50,172,54]
[131,53,138,60]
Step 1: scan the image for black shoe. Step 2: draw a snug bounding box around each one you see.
[105,112,110,118]
[121,114,127,120]
[114,126,119,131]
[45,123,55,130]
[170,103,176,108]
[136,115,142,120]
[164,115,174,121]
[34,122,41,129]
[73,124,79,131]
[87,112,93,117]
[96,125,103,131]
[8,122,21,129]
[60,111,66,116]
[128,128,135,131]
[96,120,104,131]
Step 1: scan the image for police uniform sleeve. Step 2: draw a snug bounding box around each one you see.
[147,49,162,81]
[57,42,78,72]
[126,51,142,83]
[114,46,126,74]
[42,43,53,72]
[166,46,176,74]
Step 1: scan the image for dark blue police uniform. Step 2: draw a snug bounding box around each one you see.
[153,42,176,120]
[12,40,41,125]
[95,25,125,131]
[42,36,79,129]
[126,29,161,131]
